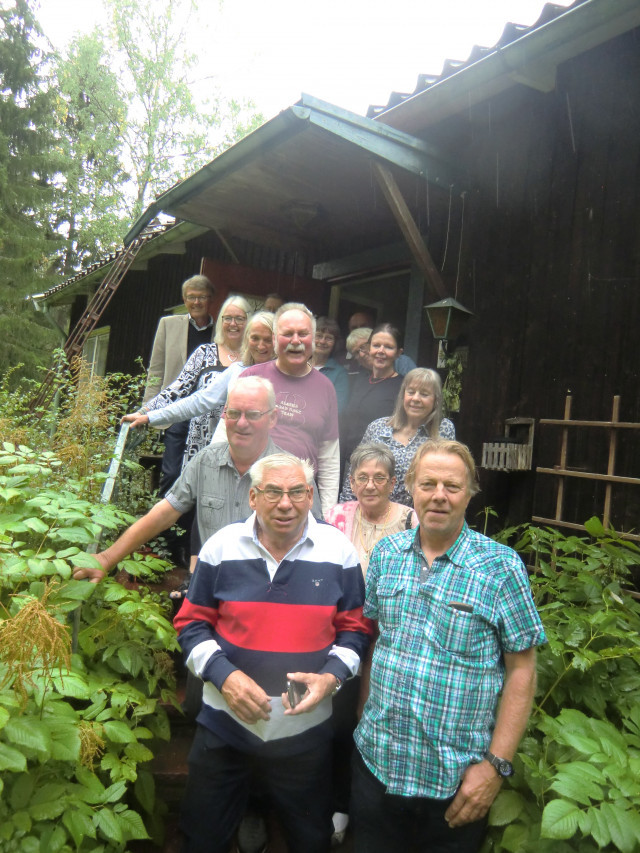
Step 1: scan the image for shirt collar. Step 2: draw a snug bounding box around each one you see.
[189,314,214,332]
[408,520,470,567]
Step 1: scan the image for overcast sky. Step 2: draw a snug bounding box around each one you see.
[36,0,573,118]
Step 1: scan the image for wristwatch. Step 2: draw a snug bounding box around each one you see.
[332,675,344,696]
[485,751,514,778]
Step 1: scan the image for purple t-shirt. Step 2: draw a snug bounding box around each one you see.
[241,362,338,473]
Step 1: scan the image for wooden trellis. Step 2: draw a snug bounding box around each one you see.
[533,395,640,542]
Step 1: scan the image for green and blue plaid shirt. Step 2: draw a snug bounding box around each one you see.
[354,522,546,798]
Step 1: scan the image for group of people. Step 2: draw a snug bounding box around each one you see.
[75,275,546,853]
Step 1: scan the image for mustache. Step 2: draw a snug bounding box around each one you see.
[285,343,306,353]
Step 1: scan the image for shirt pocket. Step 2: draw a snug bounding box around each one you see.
[199,494,226,529]
[424,596,494,662]
[376,576,408,631]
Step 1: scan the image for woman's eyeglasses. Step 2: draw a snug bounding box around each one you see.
[353,474,390,486]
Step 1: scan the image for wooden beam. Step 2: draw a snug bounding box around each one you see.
[372,161,447,300]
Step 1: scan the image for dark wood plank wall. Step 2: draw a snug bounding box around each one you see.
[432,29,640,532]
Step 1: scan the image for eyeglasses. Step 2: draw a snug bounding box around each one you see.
[222,315,247,325]
[254,485,310,503]
[185,295,209,304]
[316,333,336,342]
[355,346,370,357]
[353,474,390,487]
[224,407,274,421]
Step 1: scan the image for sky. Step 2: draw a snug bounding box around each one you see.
[35,0,573,119]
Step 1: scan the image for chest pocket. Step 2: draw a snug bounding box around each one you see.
[376,577,408,631]
[199,494,226,527]
[423,594,494,662]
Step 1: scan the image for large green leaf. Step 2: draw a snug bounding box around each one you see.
[550,763,604,805]
[63,807,97,847]
[94,807,123,843]
[0,741,28,771]
[541,799,581,839]
[4,717,52,754]
[118,808,150,840]
[102,720,136,743]
[134,768,155,814]
[488,789,526,826]
[599,802,640,853]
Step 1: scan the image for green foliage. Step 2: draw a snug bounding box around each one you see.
[0,365,180,850]
[483,521,640,853]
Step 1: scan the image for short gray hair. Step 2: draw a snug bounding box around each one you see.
[274,303,317,351]
[346,327,372,352]
[227,375,276,411]
[181,274,215,299]
[214,295,252,345]
[349,442,396,479]
[249,453,314,488]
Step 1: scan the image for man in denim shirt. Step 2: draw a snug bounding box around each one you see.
[353,439,545,853]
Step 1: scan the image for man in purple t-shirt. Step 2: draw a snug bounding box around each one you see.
[242,303,339,514]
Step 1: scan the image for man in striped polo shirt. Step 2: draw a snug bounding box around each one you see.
[174,453,372,853]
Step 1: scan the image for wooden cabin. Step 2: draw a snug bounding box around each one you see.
[32,0,640,536]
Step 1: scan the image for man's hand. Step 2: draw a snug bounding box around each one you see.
[281,671,337,715]
[444,761,502,828]
[121,412,149,428]
[72,552,111,583]
[221,670,271,724]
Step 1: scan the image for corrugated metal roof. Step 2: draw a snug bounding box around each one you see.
[366,1,584,119]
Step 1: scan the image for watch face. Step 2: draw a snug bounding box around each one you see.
[498,759,514,778]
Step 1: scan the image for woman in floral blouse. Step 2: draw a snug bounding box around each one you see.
[339,367,455,506]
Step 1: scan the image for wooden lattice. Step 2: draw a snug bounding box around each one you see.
[533,395,640,542]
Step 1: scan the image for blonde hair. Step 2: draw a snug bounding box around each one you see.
[240,312,275,365]
[405,439,480,496]
[388,368,443,439]
[214,295,252,345]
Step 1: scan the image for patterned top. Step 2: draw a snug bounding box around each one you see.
[325,500,417,577]
[145,343,225,470]
[339,417,456,507]
[354,522,546,798]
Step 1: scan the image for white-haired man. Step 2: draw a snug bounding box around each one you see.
[175,453,372,853]
[242,302,340,515]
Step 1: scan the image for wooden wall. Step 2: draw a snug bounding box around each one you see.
[426,27,640,533]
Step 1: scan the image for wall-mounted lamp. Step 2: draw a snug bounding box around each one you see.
[424,297,473,341]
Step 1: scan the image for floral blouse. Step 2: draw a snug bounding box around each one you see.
[144,343,225,469]
[339,416,456,507]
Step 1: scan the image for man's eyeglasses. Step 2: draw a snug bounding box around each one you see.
[353,474,390,487]
[224,407,274,421]
[185,295,209,304]
[222,315,247,325]
[254,485,310,503]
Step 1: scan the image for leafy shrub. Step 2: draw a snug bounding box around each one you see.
[484,519,640,853]
[0,361,180,850]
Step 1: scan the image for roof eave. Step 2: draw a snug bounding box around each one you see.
[375,0,640,133]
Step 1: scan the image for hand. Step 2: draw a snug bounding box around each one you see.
[221,670,271,724]
[444,761,503,828]
[72,552,111,583]
[121,412,149,428]
[281,671,337,715]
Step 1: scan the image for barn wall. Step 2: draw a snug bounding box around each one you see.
[424,28,640,532]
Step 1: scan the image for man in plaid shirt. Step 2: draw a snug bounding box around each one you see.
[352,439,546,853]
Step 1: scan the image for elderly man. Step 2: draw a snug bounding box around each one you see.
[175,453,372,853]
[242,302,340,515]
[73,377,286,582]
[352,440,546,853]
[142,274,216,497]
